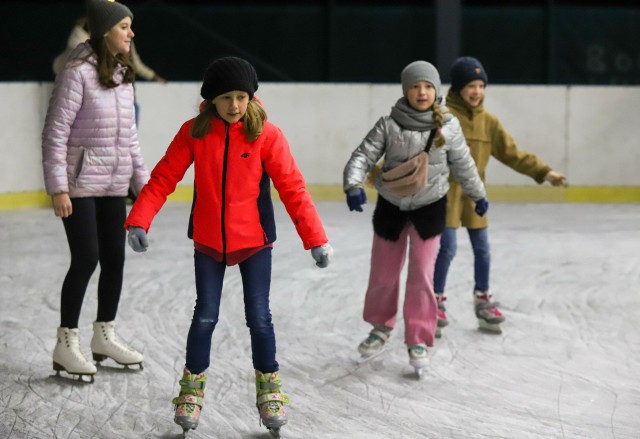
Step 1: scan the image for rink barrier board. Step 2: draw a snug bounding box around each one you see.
[1,185,639,210]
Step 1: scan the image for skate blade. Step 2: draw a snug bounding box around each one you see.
[435,327,442,339]
[52,368,95,384]
[356,347,386,364]
[414,367,424,379]
[478,320,502,334]
[93,355,144,371]
[268,427,282,438]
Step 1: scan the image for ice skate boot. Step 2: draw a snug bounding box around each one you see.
[52,327,97,383]
[172,368,206,437]
[435,294,448,338]
[407,344,428,378]
[91,321,144,369]
[255,370,290,438]
[474,290,505,334]
[357,325,391,362]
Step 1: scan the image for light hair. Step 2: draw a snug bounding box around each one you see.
[190,99,267,141]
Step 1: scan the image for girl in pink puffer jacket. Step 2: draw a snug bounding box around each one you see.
[41,0,149,383]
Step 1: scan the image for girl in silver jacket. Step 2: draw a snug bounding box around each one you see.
[343,60,487,375]
[41,0,149,382]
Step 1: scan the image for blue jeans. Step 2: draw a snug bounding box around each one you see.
[185,248,278,374]
[434,227,490,294]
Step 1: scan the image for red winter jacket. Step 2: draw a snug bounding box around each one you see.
[124,116,327,255]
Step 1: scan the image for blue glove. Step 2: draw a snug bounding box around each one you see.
[127,226,149,252]
[346,188,367,212]
[475,198,489,217]
[310,243,333,268]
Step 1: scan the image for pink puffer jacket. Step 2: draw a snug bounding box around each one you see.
[42,42,149,197]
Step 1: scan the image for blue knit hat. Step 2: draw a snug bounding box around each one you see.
[450,56,488,92]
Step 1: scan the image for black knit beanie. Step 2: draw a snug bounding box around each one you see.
[200,57,259,101]
[86,0,133,39]
[450,56,488,92]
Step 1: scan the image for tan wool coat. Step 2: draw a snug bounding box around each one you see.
[445,90,551,229]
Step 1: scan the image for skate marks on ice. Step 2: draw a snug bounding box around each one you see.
[2,203,640,438]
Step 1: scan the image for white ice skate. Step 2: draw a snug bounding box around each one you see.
[407,344,429,378]
[52,327,97,383]
[474,291,505,334]
[357,326,391,363]
[91,321,144,369]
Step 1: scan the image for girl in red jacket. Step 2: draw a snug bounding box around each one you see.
[124,57,332,437]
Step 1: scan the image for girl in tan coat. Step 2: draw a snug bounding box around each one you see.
[434,57,566,335]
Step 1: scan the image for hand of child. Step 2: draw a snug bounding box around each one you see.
[127,226,149,252]
[475,198,489,217]
[51,193,72,218]
[545,171,567,187]
[311,243,334,268]
[346,188,367,212]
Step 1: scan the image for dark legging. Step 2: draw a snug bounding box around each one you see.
[60,197,126,329]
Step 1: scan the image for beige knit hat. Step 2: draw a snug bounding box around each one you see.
[86,0,133,39]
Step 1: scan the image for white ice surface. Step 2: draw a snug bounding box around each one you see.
[1,202,639,439]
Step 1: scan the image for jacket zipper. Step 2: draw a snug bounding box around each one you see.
[220,123,230,259]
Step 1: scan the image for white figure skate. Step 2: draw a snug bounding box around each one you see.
[91,321,144,369]
[52,327,97,383]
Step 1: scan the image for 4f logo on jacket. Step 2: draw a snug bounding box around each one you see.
[241,152,251,158]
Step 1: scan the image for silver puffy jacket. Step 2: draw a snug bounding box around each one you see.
[343,114,486,211]
[42,42,149,198]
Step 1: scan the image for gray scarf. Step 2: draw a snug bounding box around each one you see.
[389,97,452,131]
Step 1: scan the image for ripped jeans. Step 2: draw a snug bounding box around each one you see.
[185,248,278,374]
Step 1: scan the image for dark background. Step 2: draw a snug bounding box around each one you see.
[2,0,639,85]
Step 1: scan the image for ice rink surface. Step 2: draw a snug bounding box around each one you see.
[1,201,639,439]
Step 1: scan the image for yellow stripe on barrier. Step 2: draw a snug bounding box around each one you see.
[1,185,639,210]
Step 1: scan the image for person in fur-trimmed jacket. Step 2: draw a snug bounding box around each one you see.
[343,60,487,373]
[41,0,149,382]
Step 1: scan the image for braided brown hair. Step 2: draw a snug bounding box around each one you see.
[432,101,446,147]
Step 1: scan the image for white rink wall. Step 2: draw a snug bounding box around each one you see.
[2,82,640,194]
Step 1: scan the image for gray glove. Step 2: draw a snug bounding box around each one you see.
[310,243,333,268]
[127,226,148,252]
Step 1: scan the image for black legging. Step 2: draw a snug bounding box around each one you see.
[60,197,126,328]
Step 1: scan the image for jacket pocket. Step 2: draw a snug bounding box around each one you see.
[74,148,86,178]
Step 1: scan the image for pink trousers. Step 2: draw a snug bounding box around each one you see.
[362,224,439,347]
